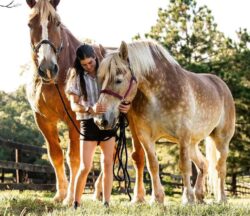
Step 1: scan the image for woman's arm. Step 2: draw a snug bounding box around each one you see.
[69,94,88,113]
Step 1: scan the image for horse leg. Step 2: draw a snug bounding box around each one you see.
[35,114,68,202]
[190,143,208,203]
[137,132,164,204]
[208,134,231,203]
[63,126,80,205]
[179,135,195,205]
[129,116,146,203]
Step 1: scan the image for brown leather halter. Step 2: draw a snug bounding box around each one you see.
[100,75,137,102]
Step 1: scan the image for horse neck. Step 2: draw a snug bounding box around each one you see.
[137,64,185,98]
[56,26,81,85]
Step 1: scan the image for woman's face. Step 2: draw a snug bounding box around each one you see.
[80,57,97,74]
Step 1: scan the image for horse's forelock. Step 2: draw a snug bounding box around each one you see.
[98,54,113,86]
[29,0,60,23]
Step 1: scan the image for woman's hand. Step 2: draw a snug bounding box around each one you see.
[119,102,131,113]
[89,103,107,115]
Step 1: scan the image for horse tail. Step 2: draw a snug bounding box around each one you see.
[205,136,218,198]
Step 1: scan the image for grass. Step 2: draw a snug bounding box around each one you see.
[0,191,250,216]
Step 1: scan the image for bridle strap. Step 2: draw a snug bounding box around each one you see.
[100,76,137,101]
[31,39,63,56]
[100,89,123,100]
[124,76,137,99]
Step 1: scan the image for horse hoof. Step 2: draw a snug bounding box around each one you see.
[93,192,102,201]
[131,197,145,204]
[62,196,73,206]
[194,193,205,204]
[182,197,195,205]
[217,197,227,204]
[53,189,68,203]
[182,195,195,205]
[53,194,66,203]
[149,197,164,205]
[149,193,165,205]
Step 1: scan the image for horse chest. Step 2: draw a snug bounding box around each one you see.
[28,84,63,117]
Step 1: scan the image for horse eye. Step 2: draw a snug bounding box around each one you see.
[56,21,61,27]
[28,23,32,28]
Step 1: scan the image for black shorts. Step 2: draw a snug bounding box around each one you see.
[80,118,116,142]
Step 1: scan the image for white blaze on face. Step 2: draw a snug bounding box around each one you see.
[38,20,57,65]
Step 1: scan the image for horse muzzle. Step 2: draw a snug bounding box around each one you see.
[38,62,59,83]
[94,115,118,130]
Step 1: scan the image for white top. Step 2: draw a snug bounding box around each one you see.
[67,70,99,120]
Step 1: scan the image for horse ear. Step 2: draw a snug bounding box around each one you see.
[119,41,128,61]
[26,0,36,8]
[50,0,60,9]
[99,44,106,58]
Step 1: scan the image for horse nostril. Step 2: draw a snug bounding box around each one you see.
[101,119,108,127]
[53,64,58,74]
[38,66,45,77]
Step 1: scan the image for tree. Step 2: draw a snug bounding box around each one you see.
[135,0,230,71]
[133,0,250,181]
[0,86,45,163]
[0,0,19,8]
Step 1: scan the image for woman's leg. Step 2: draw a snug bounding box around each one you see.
[99,137,116,204]
[74,140,97,204]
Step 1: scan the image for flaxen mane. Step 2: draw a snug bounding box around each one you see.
[99,41,178,83]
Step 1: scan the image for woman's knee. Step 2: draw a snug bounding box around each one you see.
[79,163,92,174]
[101,157,113,168]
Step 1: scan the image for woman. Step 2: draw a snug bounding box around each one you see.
[65,44,130,209]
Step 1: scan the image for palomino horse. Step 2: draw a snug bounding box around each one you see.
[25,0,104,204]
[95,41,235,204]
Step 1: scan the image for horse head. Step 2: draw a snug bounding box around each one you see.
[95,41,138,130]
[26,0,63,84]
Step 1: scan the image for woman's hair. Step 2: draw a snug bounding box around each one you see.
[76,44,96,60]
[65,44,96,101]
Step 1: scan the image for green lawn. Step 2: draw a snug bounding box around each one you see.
[0,190,250,216]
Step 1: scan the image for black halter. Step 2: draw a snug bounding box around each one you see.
[31,39,63,56]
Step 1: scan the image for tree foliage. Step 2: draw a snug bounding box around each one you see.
[0,0,19,8]
[0,85,69,164]
[134,0,250,176]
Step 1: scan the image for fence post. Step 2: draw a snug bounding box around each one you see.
[1,168,4,183]
[15,148,19,183]
[231,173,237,196]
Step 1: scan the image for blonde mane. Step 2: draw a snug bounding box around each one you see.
[29,0,60,23]
[99,40,179,82]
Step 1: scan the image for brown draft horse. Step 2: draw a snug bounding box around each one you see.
[96,40,235,204]
[25,0,104,204]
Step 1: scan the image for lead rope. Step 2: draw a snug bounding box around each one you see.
[55,83,131,200]
[55,83,85,137]
[113,113,132,201]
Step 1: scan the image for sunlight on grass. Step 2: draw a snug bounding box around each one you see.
[0,191,250,215]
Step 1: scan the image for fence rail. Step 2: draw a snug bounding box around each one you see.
[0,138,100,192]
[0,160,54,173]
[1,137,250,196]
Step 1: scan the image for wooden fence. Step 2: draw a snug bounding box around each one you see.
[0,137,250,197]
[0,137,98,192]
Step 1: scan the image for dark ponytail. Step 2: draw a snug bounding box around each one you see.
[74,44,96,101]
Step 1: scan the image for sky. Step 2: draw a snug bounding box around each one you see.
[0,0,250,93]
